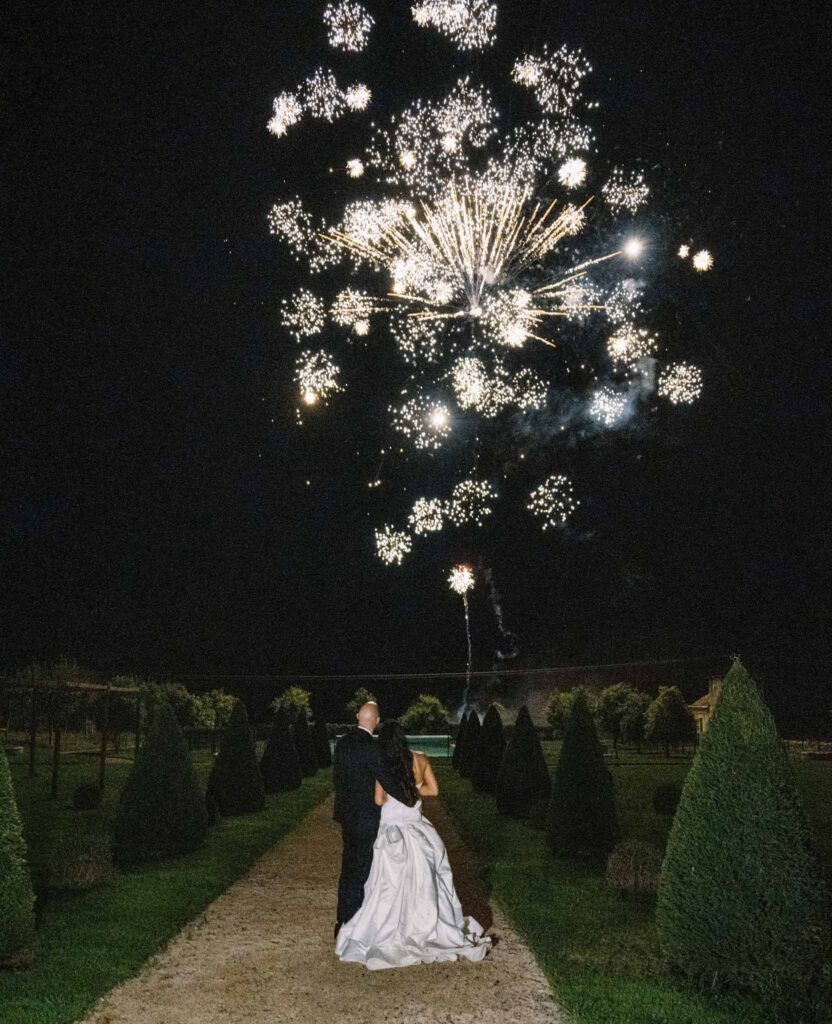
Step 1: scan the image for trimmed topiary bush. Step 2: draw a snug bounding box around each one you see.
[471,704,506,794]
[112,700,210,866]
[652,781,682,817]
[548,688,619,860]
[205,700,266,816]
[260,710,303,793]
[495,705,551,816]
[657,659,831,1017]
[293,712,318,777]
[452,712,469,772]
[458,709,481,779]
[72,781,102,810]
[606,840,662,899]
[0,743,36,965]
[313,718,332,768]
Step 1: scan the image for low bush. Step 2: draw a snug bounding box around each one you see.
[605,840,662,899]
[72,782,102,810]
[652,781,682,817]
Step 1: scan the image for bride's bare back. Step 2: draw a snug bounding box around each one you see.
[375,751,438,804]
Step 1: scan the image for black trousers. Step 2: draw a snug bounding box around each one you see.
[337,827,376,924]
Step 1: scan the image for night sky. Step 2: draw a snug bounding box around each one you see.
[4,1,828,728]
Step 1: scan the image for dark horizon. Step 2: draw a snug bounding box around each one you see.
[3,1,829,732]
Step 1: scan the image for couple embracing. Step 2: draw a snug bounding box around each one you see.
[332,700,491,970]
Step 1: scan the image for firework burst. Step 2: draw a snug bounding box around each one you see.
[264,9,707,563]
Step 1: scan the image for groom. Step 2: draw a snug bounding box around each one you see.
[332,700,407,938]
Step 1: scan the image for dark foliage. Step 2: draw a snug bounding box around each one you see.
[495,705,551,816]
[293,712,318,777]
[0,744,36,963]
[313,717,332,768]
[471,705,506,794]
[458,709,481,778]
[260,709,303,793]
[72,782,102,810]
[113,700,209,865]
[548,688,619,860]
[452,712,468,772]
[652,782,682,817]
[205,700,266,816]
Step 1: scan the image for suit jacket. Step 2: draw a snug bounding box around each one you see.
[332,727,408,833]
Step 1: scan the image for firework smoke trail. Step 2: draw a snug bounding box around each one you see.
[484,564,519,662]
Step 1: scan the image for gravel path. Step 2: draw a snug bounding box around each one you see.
[78,794,562,1024]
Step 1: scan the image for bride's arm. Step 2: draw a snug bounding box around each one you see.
[374,780,388,805]
[417,756,439,797]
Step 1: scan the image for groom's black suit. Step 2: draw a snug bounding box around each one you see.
[333,726,407,924]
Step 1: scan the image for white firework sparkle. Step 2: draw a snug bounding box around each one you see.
[263,13,706,563]
[375,525,412,564]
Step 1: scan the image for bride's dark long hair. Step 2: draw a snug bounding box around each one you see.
[377,720,419,806]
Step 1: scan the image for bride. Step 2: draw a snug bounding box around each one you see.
[335,720,491,970]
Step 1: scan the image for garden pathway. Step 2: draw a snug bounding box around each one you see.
[79,793,562,1024]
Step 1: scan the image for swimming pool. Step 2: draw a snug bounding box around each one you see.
[405,734,452,759]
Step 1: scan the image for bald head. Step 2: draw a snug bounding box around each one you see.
[356,701,380,732]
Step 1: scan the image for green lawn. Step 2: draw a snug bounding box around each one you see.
[2,745,332,1024]
[437,747,832,1024]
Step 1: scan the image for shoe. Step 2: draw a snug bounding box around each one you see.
[334,921,341,940]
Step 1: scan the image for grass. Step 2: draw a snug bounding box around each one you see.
[1,743,332,1024]
[436,744,832,1024]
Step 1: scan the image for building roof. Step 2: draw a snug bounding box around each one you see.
[688,693,712,709]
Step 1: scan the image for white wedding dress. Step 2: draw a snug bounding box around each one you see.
[335,791,491,969]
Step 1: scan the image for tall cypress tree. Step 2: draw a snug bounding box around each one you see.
[113,700,209,864]
[657,659,830,1015]
[495,705,551,816]
[452,711,469,772]
[548,688,619,860]
[458,709,481,778]
[260,709,302,792]
[313,717,332,768]
[471,704,506,794]
[206,699,265,816]
[293,712,318,777]
[0,744,36,964]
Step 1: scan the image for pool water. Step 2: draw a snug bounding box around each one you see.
[405,734,452,759]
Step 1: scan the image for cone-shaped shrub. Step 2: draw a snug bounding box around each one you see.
[260,710,303,793]
[313,718,332,768]
[548,688,619,860]
[0,745,36,964]
[458,710,481,778]
[113,700,209,865]
[657,659,831,1015]
[495,705,551,816]
[205,700,265,816]
[452,712,468,772]
[293,712,318,777]
[471,705,506,793]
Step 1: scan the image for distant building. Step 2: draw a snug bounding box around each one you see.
[688,677,724,733]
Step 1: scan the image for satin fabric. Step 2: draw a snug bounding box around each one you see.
[335,793,491,969]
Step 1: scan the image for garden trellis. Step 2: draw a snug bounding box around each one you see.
[1,678,143,798]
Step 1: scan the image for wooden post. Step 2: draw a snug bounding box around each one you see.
[98,685,111,792]
[51,715,62,799]
[134,692,142,758]
[29,687,37,777]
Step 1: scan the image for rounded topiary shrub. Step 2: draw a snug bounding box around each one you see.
[657,659,831,1017]
[652,781,682,817]
[495,705,551,816]
[260,710,303,793]
[72,782,102,811]
[293,713,318,777]
[113,700,210,865]
[452,712,468,772]
[313,718,332,768]
[606,840,662,899]
[471,705,506,794]
[548,688,619,860]
[39,833,115,891]
[0,744,36,965]
[458,709,481,779]
[206,700,266,816]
